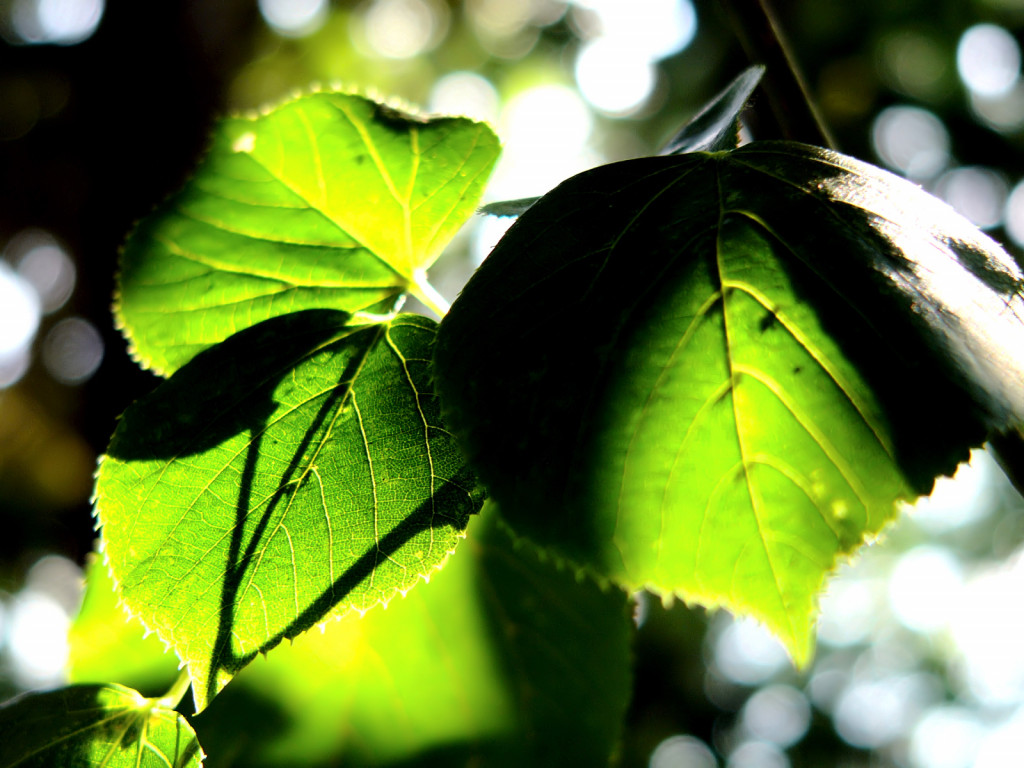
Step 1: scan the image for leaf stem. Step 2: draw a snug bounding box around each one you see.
[410,270,451,318]
[719,0,836,149]
[155,669,192,710]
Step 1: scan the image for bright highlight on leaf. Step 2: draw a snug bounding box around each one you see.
[96,311,483,712]
[117,91,500,375]
[434,142,1024,664]
[0,684,203,768]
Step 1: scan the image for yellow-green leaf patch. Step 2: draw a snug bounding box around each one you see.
[96,312,483,711]
[118,91,499,375]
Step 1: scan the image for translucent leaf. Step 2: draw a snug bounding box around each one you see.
[0,684,202,768]
[68,554,180,694]
[96,311,483,711]
[70,512,632,767]
[117,92,500,375]
[658,65,763,154]
[434,142,1024,664]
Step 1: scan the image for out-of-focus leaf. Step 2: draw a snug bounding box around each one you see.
[73,512,632,767]
[479,196,541,218]
[67,554,180,695]
[96,311,482,711]
[479,66,762,221]
[434,141,1024,663]
[117,91,499,375]
[659,65,764,154]
[0,684,203,768]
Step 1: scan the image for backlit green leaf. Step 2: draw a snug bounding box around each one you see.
[69,511,632,767]
[96,312,482,712]
[434,142,1024,663]
[117,91,499,375]
[0,684,203,768]
[68,554,180,695]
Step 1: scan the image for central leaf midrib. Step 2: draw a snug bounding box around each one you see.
[334,100,417,271]
[217,320,390,640]
[712,170,794,642]
[125,324,377,610]
[240,136,415,287]
[154,231,401,291]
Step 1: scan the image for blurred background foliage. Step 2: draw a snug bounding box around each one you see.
[4,0,1024,766]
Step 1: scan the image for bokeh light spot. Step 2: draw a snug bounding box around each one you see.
[970,82,1024,132]
[713,616,789,686]
[41,316,104,385]
[817,577,879,647]
[949,550,1024,705]
[258,0,328,38]
[0,260,41,360]
[429,71,500,123]
[833,673,939,748]
[933,166,1008,229]
[889,545,962,633]
[361,0,447,60]
[575,0,697,61]
[741,685,811,748]
[10,230,76,314]
[957,23,1021,97]
[871,105,950,180]
[877,30,948,99]
[1002,177,1024,247]
[11,0,104,45]
[575,38,658,116]
[909,706,983,768]
[490,83,596,199]
[726,741,789,768]
[649,734,717,768]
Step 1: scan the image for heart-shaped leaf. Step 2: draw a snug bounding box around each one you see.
[433,142,1024,663]
[117,92,499,375]
[0,684,203,768]
[96,311,483,711]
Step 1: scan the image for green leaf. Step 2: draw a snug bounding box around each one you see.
[186,511,631,767]
[69,512,633,767]
[117,91,500,375]
[478,66,763,222]
[0,684,203,768]
[433,142,1024,664]
[68,554,180,694]
[95,311,483,712]
[659,65,764,154]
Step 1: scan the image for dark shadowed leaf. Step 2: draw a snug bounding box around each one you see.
[434,141,1024,662]
[0,684,203,768]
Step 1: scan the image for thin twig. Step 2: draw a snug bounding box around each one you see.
[719,0,836,149]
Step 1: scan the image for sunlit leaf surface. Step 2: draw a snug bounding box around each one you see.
[69,512,632,767]
[0,684,203,768]
[117,91,499,374]
[67,555,180,695]
[434,141,1024,662]
[96,312,483,711]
